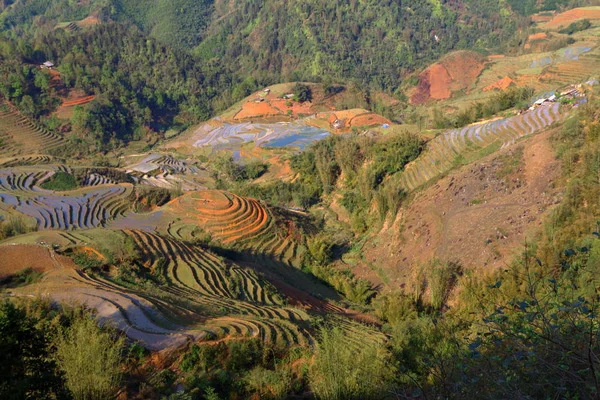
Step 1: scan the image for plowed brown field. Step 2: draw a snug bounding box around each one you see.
[542,8,600,29]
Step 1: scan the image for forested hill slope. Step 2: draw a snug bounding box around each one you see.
[0,0,583,91]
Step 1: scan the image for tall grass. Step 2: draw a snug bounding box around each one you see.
[309,327,395,400]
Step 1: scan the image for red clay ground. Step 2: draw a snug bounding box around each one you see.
[270,99,315,115]
[350,113,391,127]
[542,8,600,30]
[355,128,563,290]
[529,32,549,41]
[233,101,282,120]
[0,245,72,279]
[55,89,95,119]
[411,51,486,104]
[483,76,515,92]
[525,32,550,50]
[78,15,101,27]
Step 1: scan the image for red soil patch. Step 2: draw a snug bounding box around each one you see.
[234,101,282,120]
[349,113,391,127]
[270,99,315,116]
[265,156,293,180]
[73,246,106,261]
[411,51,486,104]
[427,64,453,100]
[62,95,95,107]
[528,32,548,41]
[483,76,515,92]
[542,8,600,29]
[532,14,554,23]
[488,54,506,60]
[525,32,549,50]
[78,15,101,27]
[0,245,61,279]
[325,109,370,130]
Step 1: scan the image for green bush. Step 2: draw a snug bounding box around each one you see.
[40,171,78,191]
[559,19,591,35]
[293,83,312,103]
[245,366,294,399]
[0,300,67,399]
[55,315,124,400]
[0,216,34,239]
[309,327,395,400]
[72,252,103,270]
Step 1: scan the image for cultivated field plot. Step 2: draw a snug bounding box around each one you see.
[0,106,64,156]
[191,118,330,153]
[164,190,305,266]
[2,229,314,350]
[55,94,95,120]
[0,155,56,168]
[464,43,600,106]
[125,154,204,191]
[541,7,600,30]
[0,183,133,230]
[398,103,562,191]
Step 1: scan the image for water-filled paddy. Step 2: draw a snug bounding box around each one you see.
[193,119,331,152]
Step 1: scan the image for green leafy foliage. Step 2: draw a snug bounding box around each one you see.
[72,252,104,270]
[55,316,124,400]
[433,87,535,129]
[40,171,78,191]
[293,83,312,103]
[0,216,35,240]
[309,327,395,400]
[560,19,592,35]
[0,300,67,400]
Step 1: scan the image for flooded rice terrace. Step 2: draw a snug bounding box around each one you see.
[193,118,331,153]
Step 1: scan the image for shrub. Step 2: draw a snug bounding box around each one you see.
[225,339,262,372]
[243,161,269,180]
[244,366,294,399]
[0,216,34,239]
[559,19,591,35]
[72,252,103,270]
[15,267,42,285]
[293,83,312,103]
[55,315,124,400]
[309,327,395,399]
[40,171,78,191]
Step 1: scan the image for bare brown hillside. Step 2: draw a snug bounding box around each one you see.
[355,128,563,289]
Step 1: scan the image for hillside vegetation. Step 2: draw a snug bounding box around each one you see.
[2,1,600,399]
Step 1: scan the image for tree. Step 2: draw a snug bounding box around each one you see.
[293,83,312,103]
[0,301,66,400]
[55,316,124,400]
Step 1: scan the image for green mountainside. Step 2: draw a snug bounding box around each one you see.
[2,0,600,399]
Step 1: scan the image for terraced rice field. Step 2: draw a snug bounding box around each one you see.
[0,169,53,192]
[0,185,132,230]
[398,103,562,191]
[125,229,283,305]
[61,95,95,107]
[125,154,202,191]
[542,53,600,86]
[191,118,330,152]
[4,229,312,349]
[83,172,115,186]
[0,107,64,156]
[0,155,55,167]
[166,191,302,265]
